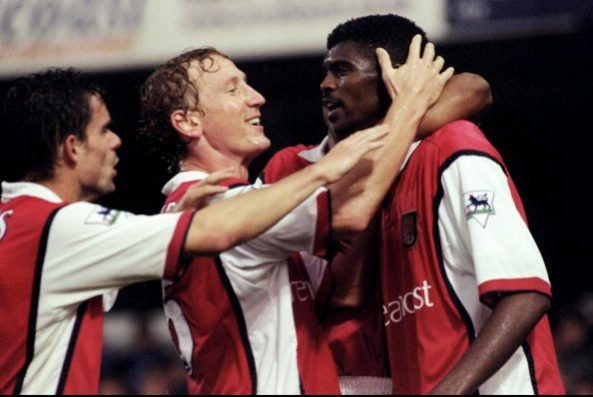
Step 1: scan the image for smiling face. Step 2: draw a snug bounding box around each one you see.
[75,94,122,200]
[190,55,270,163]
[320,41,389,142]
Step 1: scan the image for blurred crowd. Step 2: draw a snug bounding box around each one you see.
[99,292,593,395]
[99,310,187,395]
[551,292,593,394]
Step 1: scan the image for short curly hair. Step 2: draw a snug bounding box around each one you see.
[2,68,104,182]
[139,47,229,173]
[327,14,427,66]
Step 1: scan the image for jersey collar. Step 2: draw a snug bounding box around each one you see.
[1,181,63,204]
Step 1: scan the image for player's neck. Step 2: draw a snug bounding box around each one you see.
[180,157,248,181]
[38,177,82,203]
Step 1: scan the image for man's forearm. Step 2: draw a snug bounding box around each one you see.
[184,162,331,255]
[330,101,424,235]
[183,125,387,255]
[417,73,492,138]
[430,292,551,394]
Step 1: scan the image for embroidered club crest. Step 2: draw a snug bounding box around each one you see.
[0,210,14,240]
[402,211,417,248]
[464,191,495,227]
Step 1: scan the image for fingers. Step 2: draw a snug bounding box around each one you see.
[406,34,422,64]
[377,34,453,111]
[367,140,385,152]
[440,66,455,82]
[185,183,228,201]
[376,48,396,98]
[177,182,228,212]
[176,169,234,212]
[433,56,445,72]
[202,167,235,185]
[422,42,435,64]
[406,34,443,70]
[350,125,388,155]
[409,35,452,81]
[191,184,229,197]
[349,124,389,145]
[376,48,392,74]
[333,125,388,157]
[366,125,390,142]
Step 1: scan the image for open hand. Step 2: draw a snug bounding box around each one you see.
[168,168,234,212]
[315,124,389,184]
[376,34,454,110]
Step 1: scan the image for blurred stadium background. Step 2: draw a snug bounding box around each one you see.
[1,0,592,393]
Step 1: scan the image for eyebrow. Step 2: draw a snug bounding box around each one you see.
[230,73,247,84]
[321,59,354,71]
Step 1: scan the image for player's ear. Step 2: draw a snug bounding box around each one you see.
[61,134,81,165]
[171,110,203,139]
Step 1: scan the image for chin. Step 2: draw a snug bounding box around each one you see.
[101,179,117,194]
[244,141,270,163]
[330,124,357,141]
[251,136,271,150]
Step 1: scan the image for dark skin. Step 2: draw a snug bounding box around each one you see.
[322,40,551,394]
[320,40,492,147]
[327,214,381,308]
[431,292,551,394]
[322,40,492,305]
[321,41,385,144]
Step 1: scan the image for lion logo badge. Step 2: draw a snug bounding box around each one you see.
[464,191,495,227]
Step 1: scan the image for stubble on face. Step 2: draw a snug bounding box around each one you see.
[77,95,120,201]
[321,41,391,143]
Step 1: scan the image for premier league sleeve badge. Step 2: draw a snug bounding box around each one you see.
[464,191,495,228]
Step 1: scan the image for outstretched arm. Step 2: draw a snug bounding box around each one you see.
[183,125,388,255]
[417,72,492,138]
[430,292,550,394]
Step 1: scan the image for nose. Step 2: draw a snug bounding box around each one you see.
[320,72,336,93]
[110,131,122,150]
[247,85,266,107]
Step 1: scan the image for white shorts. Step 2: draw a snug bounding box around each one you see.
[339,376,392,395]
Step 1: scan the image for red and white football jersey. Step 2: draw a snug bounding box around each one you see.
[0,181,192,394]
[380,120,565,394]
[260,141,391,394]
[161,171,340,395]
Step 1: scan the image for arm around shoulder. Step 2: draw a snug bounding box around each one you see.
[417,72,492,138]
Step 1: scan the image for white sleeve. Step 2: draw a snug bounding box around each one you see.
[42,202,190,308]
[211,184,330,267]
[439,155,550,297]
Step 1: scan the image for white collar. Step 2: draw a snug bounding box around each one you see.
[401,140,421,171]
[161,170,209,196]
[1,181,64,204]
[298,136,330,164]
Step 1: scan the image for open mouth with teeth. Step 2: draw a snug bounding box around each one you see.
[247,117,261,126]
